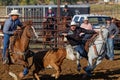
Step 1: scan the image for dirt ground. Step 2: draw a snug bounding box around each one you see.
[0,50,120,80]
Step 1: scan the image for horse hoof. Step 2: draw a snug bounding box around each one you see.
[19,72,24,78]
[51,74,59,79]
[83,67,92,77]
[51,74,55,77]
[9,72,18,80]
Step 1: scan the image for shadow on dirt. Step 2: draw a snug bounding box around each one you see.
[92,68,120,80]
[23,68,120,80]
[23,74,91,80]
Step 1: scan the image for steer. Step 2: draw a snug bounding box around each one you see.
[19,45,76,80]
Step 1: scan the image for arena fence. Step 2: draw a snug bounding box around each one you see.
[0,16,71,50]
[0,16,120,50]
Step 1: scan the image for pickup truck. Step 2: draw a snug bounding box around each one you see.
[72,14,111,28]
[72,14,120,49]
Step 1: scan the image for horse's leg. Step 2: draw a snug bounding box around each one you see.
[51,62,60,79]
[34,73,40,80]
[88,56,93,70]
[18,61,29,78]
[9,71,18,80]
[93,59,102,69]
[85,54,102,76]
[76,52,81,72]
[33,62,42,80]
[12,54,29,78]
[84,54,94,76]
[91,45,105,70]
[4,64,18,80]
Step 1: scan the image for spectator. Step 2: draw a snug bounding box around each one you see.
[106,18,119,61]
[80,17,93,44]
[61,21,97,58]
[61,5,73,28]
[45,7,56,22]
[44,7,57,42]
[2,10,23,64]
[62,5,73,20]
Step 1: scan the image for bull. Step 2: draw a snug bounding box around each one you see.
[19,45,76,80]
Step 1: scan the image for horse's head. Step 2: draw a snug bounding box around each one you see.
[100,26,109,39]
[65,44,76,60]
[94,26,109,43]
[23,20,38,39]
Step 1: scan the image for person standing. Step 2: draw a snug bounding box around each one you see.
[62,5,73,20]
[61,5,73,28]
[80,17,93,44]
[106,18,119,60]
[2,9,23,64]
[45,7,56,22]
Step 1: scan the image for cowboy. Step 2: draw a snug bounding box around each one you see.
[2,9,23,64]
[61,21,97,58]
[105,18,119,61]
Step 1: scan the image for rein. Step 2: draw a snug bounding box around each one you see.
[92,27,106,56]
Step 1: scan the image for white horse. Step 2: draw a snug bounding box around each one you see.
[84,26,109,76]
[64,26,109,75]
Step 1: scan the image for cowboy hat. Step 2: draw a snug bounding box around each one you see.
[70,21,76,26]
[48,7,52,10]
[84,16,88,20]
[9,10,21,16]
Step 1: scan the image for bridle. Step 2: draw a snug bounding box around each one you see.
[92,26,107,56]
[31,26,38,39]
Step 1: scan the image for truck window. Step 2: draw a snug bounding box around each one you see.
[88,17,98,26]
[73,16,79,22]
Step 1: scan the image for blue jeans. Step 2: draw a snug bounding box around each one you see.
[82,34,92,45]
[74,45,87,58]
[106,38,114,59]
[2,34,11,60]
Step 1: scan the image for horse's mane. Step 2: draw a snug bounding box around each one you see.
[14,20,33,40]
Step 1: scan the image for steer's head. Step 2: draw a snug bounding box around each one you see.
[65,44,76,60]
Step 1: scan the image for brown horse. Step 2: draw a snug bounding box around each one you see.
[24,45,76,80]
[4,20,38,80]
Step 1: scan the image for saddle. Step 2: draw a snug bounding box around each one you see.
[85,33,98,52]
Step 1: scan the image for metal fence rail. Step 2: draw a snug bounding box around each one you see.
[0,16,70,50]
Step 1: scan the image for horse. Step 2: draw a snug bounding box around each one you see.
[4,20,38,80]
[21,45,76,80]
[83,26,109,76]
[64,26,109,76]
